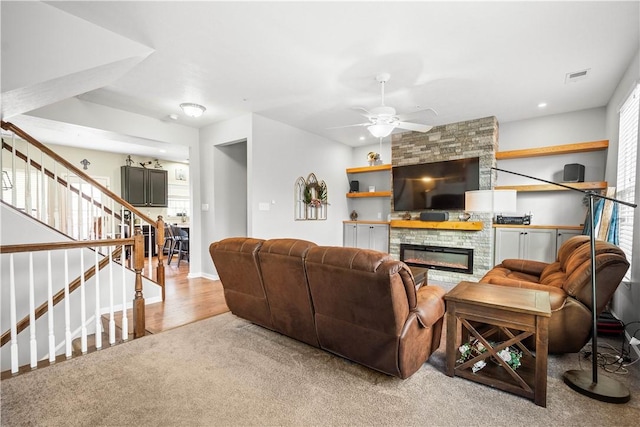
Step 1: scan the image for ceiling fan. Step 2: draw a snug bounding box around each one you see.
[338,73,436,138]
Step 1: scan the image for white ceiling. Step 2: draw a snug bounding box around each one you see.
[3,1,639,160]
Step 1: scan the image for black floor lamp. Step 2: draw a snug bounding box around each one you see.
[491,166,637,403]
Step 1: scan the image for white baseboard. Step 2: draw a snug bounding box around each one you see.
[201,272,219,281]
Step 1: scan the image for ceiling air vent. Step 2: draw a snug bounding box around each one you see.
[565,69,590,84]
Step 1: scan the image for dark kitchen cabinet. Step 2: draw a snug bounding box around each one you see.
[121,166,168,207]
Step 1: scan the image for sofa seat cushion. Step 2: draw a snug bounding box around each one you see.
[481,266,540,284]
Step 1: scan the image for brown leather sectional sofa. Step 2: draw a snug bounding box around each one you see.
[209,237,446,379]
[479,235,629,353]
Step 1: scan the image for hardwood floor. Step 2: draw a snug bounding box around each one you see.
[143,257,229,334]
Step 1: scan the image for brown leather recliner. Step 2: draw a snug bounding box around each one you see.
[479,235,629,353]
[305,246,446,379]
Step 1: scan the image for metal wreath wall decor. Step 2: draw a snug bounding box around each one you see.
[294,173,328,220]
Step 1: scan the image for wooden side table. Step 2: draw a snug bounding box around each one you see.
[445,281,551,407]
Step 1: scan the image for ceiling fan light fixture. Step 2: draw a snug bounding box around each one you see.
[180,103,206,118]
[367,123,395,138]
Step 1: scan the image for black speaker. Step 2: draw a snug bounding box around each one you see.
[419,212,449,222]
[349,180,359,192]
[563,163,585,182]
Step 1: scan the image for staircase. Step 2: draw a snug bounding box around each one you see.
[0,121,167,376]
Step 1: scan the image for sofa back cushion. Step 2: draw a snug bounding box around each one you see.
[305,246,416,374]
[258,238,319,347]
[209,238,273,329]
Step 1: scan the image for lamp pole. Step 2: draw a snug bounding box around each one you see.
[491,166,636,403]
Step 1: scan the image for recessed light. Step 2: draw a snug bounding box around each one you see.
[359,136,365,141]
[159,149,167,153]
[538,102,547,108]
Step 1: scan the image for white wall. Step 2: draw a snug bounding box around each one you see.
[251,114,351,243]
[498,108,607,226]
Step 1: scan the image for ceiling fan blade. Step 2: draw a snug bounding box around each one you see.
[351,106,374,119]
[327,122,370,130]
[397,122,433,133]
[397,107,439,122]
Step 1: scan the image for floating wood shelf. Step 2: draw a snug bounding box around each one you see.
[494,182,607,192]
[346,191,391,198]
[390,220,483,231]
[346,164,392,174]
[495,140,608,160]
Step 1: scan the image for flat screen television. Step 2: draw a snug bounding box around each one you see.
[392,157,480,211]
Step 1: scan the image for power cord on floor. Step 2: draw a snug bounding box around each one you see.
[578,319,640,374]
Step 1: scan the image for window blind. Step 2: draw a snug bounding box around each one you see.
[616,83,639,282]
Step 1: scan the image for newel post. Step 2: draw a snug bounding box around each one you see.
[133,228,146,338]
[156,216,166,301]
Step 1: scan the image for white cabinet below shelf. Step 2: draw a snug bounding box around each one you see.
[556,228,583,247]
[493,226,584,265]
[494,227,557,264]
[343,222,389,253]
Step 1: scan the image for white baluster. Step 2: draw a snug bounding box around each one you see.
[77,181,83,240]
[64,250,72,359]
[28,253,37,369]
[109,247,115,345]
[11,135,17,207]
[120,214,129,341]
[66,170,72,237]
[25,142,31,217]
[47,251,55,363]
[40,151,45,222]
[80,249,87,354]
[94,246,102,350]
[10,254,19,374]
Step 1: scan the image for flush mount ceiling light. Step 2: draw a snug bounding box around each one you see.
[180,103,206,118]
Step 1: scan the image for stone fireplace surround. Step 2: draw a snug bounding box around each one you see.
[390,116,498,288]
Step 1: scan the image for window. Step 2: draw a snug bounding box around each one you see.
[616,83,639,282]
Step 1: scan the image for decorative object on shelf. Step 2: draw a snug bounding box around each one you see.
[154,159,163,169]
[458,212,472,221]
[401,212,412,220]
[350,210,358,221]
[367,151,381,166]
[80,159,90,170]
[139,161,152,168]
[457,339,523,374]
[294,173,328,220]
[125,155,134,166]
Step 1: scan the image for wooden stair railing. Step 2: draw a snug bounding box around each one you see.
[0,230,146,374]
[1,120,166,299]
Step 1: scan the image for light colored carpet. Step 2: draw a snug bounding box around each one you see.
[2,312,639,426]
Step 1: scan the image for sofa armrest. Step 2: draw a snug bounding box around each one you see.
[481,275,542,288]
[500,258,549,277]
[412,286,446,328]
